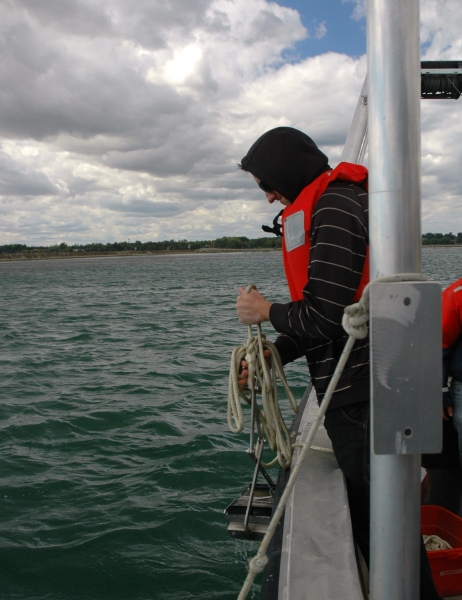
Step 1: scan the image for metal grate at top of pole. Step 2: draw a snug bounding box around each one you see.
[421,60,462,99]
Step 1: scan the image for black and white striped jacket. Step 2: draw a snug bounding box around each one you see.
[270,180,369,410]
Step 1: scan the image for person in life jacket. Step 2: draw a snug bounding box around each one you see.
[236,127,369,409]
[235,127,442,600]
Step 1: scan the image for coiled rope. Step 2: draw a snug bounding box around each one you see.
[237,273,426,600]
[424,535,452,551]
[228,285,298,469]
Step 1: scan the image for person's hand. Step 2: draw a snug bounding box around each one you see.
[443,405,454,420]
[238,350,271,390]
[238,360,249,390]
[236,286,272,324]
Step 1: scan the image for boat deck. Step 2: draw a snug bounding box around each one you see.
[277,388,365,599]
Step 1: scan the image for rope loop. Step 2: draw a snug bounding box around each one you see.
[227,284,298,469]
[342,289,370,339]
[342,274,427,340]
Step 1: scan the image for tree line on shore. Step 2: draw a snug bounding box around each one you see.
[1,232,461,255]
[422,232,462,245]
[0,236,283,255]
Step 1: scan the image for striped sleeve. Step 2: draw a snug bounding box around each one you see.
[270,182,368,342]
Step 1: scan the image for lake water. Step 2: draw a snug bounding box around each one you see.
[1,247,462,599]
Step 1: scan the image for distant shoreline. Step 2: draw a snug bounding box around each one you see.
[0,247,280,263]
[0,244,461,263]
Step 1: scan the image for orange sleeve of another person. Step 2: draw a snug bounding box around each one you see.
[442,278,462,348]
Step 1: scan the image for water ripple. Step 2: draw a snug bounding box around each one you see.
[1,249,454,599]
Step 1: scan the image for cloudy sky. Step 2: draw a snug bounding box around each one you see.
[0,0,461,245]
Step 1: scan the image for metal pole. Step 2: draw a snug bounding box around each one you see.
[249,388,256,452]
[367,0,422,598]
[341,76,368,164]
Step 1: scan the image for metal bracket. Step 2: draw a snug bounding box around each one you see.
[244,439,264,537]
[248,382,275,488]
[370,280,442,455]
[242,380,276,537]
[247,447,275,489]
[421,69,462,75]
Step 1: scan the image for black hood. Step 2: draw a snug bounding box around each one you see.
[240,127,330,202]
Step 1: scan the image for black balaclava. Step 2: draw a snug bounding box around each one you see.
[240,127,330,203]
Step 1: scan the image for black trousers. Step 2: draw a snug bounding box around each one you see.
[324,402,441,600]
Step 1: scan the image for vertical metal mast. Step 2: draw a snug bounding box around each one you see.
[367,0,422,278]
[367,0,423,598]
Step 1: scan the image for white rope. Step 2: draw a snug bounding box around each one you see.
[424,534,452,551]
[237,273,427,600]
[228,285,298,468]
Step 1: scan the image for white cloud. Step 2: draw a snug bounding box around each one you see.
[0,0,461,245]
[343,0,366,22]
[419,0,462,233]
[314,22,327,40]
[421,0,462,59]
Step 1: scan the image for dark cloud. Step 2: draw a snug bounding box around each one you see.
[113,0,214,48]
[67,177,100,198]
[244,9,299,46]
[0,18,188,141]
[44,220,90,233]
[103,134,219,176]
[0,151,58,196]
[15,0,215,47]
[103,199,186,217]
[15,0,114,37]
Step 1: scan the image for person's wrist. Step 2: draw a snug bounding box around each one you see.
[263,302,273,321]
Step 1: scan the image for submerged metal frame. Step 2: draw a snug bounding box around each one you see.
[243,438,265,536]
[242,380,275,538]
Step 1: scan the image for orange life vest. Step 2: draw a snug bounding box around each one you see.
[281,162,369,302]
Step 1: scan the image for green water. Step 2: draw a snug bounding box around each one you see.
[1,248,461,599]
